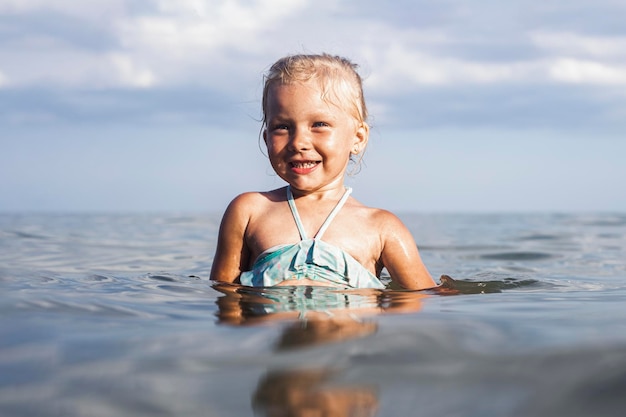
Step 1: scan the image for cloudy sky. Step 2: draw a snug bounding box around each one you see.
[1,0,625,213]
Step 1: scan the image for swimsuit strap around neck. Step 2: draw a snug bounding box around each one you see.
[286,186,353,240]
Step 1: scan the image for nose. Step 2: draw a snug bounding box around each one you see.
[288,126,312,152]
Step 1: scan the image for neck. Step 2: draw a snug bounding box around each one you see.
[288,184,348,202]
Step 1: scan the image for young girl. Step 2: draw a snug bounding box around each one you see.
[210,53,436,290]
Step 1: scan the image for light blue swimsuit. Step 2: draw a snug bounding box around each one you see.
[239,186,385,289]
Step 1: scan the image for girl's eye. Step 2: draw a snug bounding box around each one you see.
[271,124,289,131]
[313,121,329,128]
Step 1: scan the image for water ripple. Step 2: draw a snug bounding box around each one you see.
[438,274,542,294]
[480,251,554,261]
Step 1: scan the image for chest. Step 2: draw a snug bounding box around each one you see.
[246,205,380,268]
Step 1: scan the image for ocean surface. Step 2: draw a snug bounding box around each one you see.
[1,212,626,417]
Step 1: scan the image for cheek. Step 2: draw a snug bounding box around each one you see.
[265,139,287,161]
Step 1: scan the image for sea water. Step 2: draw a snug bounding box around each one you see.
[1,212,626,416]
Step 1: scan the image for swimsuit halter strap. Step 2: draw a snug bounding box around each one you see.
[286,186,353,240]
[286,187,308,240]
[315,187,352,239]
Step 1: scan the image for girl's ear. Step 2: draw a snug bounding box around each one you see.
[263,128,268,145]
[352,122,369,155]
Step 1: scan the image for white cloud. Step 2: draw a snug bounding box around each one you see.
[3,0,626,97]
[0,0,309,90]
[112,0,311,89]
[108,53,157,88]
[360,28,626,92]
[0,70,8,87]
[548,58,626,85]
[0,0,127,21]
[361,42,543,93]
[0,35,155,88]
[531,31,626,58]
[530,31,626,85]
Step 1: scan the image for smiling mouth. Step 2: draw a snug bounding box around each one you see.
[290,161,320,169]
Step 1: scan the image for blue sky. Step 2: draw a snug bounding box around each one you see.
[1,0,625,212]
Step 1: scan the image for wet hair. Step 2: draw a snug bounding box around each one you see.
[261,53,368,129]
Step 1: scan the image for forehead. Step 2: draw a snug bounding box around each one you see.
[267,81,321,100]
[266,80,354,116]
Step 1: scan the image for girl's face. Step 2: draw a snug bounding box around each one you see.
[263,81,368,194]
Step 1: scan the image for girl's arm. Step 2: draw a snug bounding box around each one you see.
[210,194,252,283]
[379,212,437,290]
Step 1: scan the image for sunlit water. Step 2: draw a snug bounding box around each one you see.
[1,212,626,416]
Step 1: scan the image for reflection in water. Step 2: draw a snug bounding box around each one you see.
[438,274,541,294]
[253,367,378,417]
[212,276,536,326]
[212,282,430,325]
[211,277,543,416]
[275,317,378,351]
[213,283,430,417]
[255,318,380,417]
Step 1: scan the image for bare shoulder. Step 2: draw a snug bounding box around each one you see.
[348,199,435,290]
[223,188,284,218]
[341,199,414,254]
[371,207,406,226]
[219,188,289,245]
[226,190,269,211]
[211,189,285,283]
[350,201,408,235]
[369,208,418,251]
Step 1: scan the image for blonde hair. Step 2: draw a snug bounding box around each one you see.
[261,53,368,129]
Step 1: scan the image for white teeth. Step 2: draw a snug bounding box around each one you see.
[292,161,318,168]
